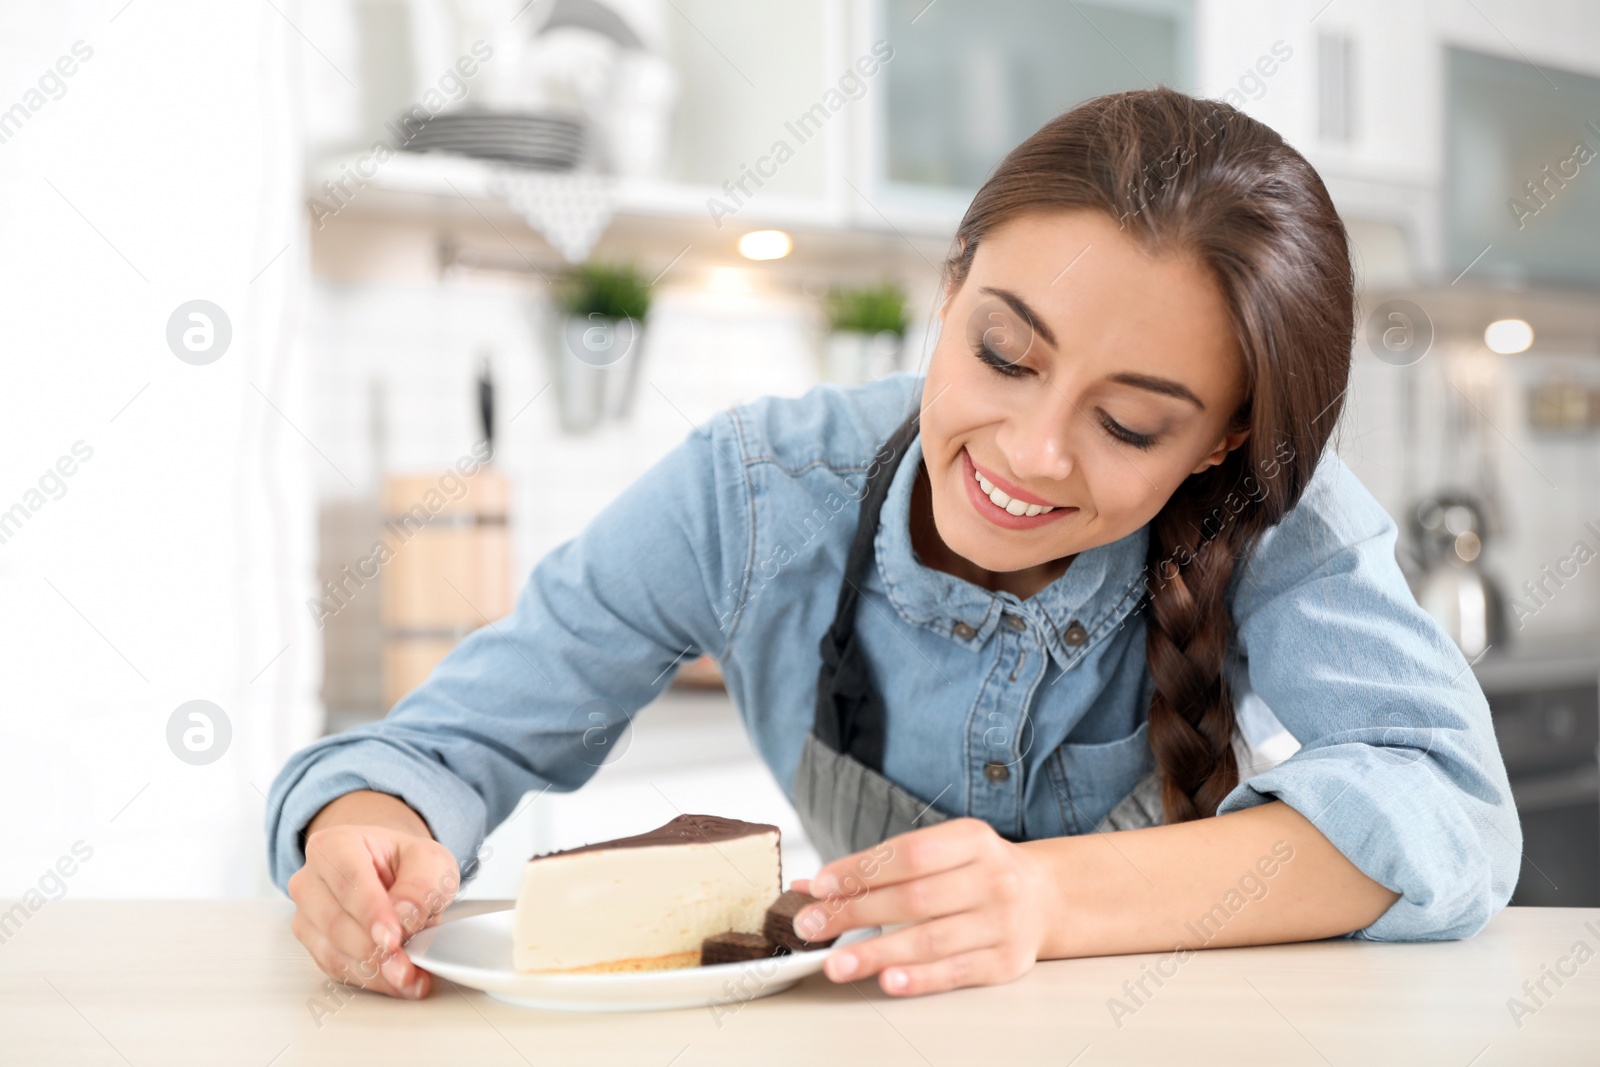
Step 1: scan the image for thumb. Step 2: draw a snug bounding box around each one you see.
[387,835,462,940]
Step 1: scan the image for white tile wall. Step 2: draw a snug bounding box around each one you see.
[306,273,832,878]
[306,275,825,570]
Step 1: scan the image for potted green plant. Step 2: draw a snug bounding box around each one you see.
[823,281,909,385]
[551,262,653,433]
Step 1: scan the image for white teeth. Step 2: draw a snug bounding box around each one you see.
[973,467,1055,516]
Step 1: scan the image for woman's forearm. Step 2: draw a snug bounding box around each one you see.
[305,789,433,841]
[1021,799,1400,959]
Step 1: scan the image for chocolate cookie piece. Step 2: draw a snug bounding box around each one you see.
[700,931,788,966]
[764,888,837,951]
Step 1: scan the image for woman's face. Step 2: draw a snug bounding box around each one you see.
[920,209,1250,575]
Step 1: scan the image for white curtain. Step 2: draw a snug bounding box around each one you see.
[0,1,318,897]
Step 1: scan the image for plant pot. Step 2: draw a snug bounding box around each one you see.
[550,313,646,433]
[824,329,903,385]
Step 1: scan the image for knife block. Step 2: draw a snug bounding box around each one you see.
[380,466,513,710]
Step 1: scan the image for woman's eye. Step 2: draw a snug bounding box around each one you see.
[971,342,1160,450]
[973,342,1030,378]
[1100,415,1159,451]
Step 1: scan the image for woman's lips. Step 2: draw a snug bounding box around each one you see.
[960,448,1076,530]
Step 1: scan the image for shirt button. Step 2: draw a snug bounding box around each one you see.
[1063,621,1088,647]
[984,761,1010,783]
[953,621,977,640]
[1002,614,1027,633]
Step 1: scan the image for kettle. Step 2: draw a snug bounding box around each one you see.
[1407,492,1507,659]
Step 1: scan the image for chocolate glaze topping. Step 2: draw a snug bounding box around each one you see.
[526,813,781,862]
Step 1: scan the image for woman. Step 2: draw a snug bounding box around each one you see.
[267,86,1519,1001]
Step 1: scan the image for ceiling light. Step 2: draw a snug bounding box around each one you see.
[737,230,792,260]
[1484,319,1533,354]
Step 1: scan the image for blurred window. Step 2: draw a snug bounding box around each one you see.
[880,0,1195,192]
[1447,47,1600,287]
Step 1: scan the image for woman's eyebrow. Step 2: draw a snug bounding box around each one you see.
[978,286,1058,350]
[1108,371,1206,410]
[977,285,1207,411]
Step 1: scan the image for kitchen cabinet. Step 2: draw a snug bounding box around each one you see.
[1474,649,1600,907]
[857,0,1194,226]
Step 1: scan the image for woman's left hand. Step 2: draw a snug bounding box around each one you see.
[789,817,1051,997]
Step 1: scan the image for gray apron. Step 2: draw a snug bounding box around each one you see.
[791,410,1163,866]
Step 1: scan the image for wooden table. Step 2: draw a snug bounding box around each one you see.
[2,901,1596,1065]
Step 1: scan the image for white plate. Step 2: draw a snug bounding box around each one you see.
[406,907,880,1012]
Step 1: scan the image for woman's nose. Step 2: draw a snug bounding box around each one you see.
[998,397,1076,484]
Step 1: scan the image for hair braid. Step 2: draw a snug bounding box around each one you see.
[1143,488,1252,821]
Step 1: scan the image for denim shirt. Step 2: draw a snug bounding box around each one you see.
[265,372,1520,941]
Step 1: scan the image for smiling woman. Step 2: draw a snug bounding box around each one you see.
[268,86,1520,1004]
[913,94,1349,824]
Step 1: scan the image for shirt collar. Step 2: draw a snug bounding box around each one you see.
[873,432,1151,671]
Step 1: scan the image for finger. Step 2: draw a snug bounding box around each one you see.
[822,913,996,984]
[871,947,1015,997]
[796,863,987,942]
[307,834,406,952]
[389,839,460,938]
[295,850,427,992]
[295,914,423,999]
[811,819,988,897]
[321,904,432,998]
[289,863,348,939]
[378,838,461,990]
[295,916,363,986]
[296,872,380,955]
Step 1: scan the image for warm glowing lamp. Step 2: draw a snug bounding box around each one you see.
[737,230,793,260]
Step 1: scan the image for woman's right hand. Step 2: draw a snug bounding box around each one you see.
[286,790,462,999]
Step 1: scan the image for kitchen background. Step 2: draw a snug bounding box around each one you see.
[3,0,1599,907]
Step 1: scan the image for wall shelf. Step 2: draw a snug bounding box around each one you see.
[306,151,955,288]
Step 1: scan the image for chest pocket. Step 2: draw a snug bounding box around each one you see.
[1046,719,1156,835]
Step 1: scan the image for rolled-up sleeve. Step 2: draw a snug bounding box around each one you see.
[1215,447,1521,940]
[264,411,752,893]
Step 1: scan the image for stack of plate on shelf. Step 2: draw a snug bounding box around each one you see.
[399,109,586,171]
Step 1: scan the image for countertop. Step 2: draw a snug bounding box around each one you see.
[1,900,1597,1065]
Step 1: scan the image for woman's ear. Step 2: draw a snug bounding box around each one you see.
[937,275,959,323]
[1189,428,1251,475]
[936,240,967,323]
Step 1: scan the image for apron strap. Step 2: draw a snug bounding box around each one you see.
[812,408,921,771]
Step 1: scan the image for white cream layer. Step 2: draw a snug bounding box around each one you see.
[512,830,781,973]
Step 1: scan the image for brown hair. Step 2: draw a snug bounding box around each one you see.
[941,86,1354,823]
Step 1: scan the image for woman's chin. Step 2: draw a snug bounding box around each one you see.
[943,523,1070,575]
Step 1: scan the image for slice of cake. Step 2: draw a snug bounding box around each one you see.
[512,814,782,974]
